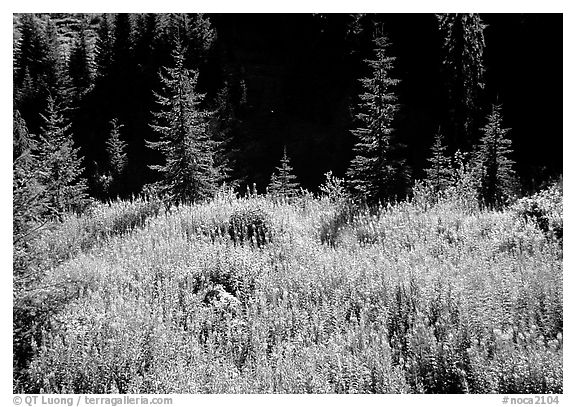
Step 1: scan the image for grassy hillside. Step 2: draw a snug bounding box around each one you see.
[14,186,562,393]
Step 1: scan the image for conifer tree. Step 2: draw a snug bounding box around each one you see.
[106,118,128,178]
[155,13,215,67]
[68,20,94,103]
[13,110,48,245]
[112,13,132,69]
[14,14,45,92]
[132,13,158,76]
[36,96,89,217]
[425,130,452,192]
[473,104,518,207]
[14,14,65,129]
[108,13,133,112]
[101,118,128,197]
[146,46,218,204]
[268,146,300,197]
[437,13,486,149]
[346,32,409,203]
[13,110,50,374]
[211,85,243,185]
[43,17,68,100]
[94,14,114,82]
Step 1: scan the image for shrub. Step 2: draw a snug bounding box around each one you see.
[319,171,346,203]
[228,203,271,247]
[513,182,562,240]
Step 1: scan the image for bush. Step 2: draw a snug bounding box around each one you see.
[228,203,271,248]
[319,171,346,203]
[513,182,562,240]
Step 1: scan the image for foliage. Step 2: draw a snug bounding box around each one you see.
[146,45,219,205]
[268,147,300,198]
[346,33,410,203]
[512,181,562,240]
[17,190,562,393]
[473,104,518,208]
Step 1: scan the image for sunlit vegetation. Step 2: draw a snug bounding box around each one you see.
[15,183,562,393]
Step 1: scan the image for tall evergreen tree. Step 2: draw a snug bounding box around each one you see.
[473,104,517,207]
[106,118,128,179]
[68,20,94,104]
[268,146,300,197]
[13,110,48,245]
[146,46,218,204]
[346,33,409,203]
[425,130,452,192]
[437,13,486,150]
[132,13,158,75]
[211,85,243,185]
[112,14,132,68]
[108,13,134,113]
[154,13,215,67]
[43,17,68,100]
[94,13,114,82]
[98,118,129,198]
[14,14,45,91]
[36,96,89,217]
[14,14,65,130]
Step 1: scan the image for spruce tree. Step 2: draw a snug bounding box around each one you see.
[211,85,243,185]
[14,14,65,130]
[68,20,94,104]
[132,13,158,76]
[13,110,48,245]
[425,130,452,192]
[36,96,89,217]
[14,14,45,92]
[346,33,409,203]
[101,118,128,197]
[112,14,132,70]
[43,17,68,101]
[474,104,517,208]
[154,13,215,67]
[437,13,486,149]
[108,13,134,114]
[106,118,128,178]
[146,46,218,204]
[94,13,114,82]
[268,146,300,197]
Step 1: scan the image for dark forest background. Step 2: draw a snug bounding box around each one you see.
[12,13,563,199]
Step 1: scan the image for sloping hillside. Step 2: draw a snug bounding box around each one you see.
[15,186,562,393]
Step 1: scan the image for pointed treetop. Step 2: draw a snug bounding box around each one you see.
[268,146,300,198]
